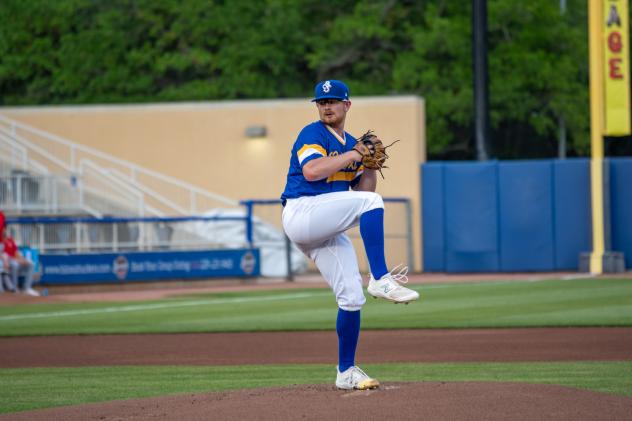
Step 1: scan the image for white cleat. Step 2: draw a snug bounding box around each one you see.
[367,265,420,304]
[335,366,380,390]
[23,288,40,297]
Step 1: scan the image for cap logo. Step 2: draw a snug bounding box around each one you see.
[322,80,332,93]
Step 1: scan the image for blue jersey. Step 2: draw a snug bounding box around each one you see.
[281,121,364,201]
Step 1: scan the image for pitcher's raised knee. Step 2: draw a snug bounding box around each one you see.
[359,191,384,213]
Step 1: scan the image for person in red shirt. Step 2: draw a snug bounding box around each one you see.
[1,226,38,296]
[0,211,10,292]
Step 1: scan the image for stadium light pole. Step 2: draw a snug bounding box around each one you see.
[473,0,490,161]
[558,0,567,159]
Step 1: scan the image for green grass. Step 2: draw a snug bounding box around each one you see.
[1,278,631,414]
[0,278,631,336]
[1,361,631,414]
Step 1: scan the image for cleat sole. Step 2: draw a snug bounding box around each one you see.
[357,379,380,390]
[368,293,420,305]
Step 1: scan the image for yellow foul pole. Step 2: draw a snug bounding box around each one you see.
[589,0,605,274]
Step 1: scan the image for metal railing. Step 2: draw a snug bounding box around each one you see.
[0,165,147,217]
[6,215,250,253]
[78,160,145,217]
[241,199,294,280]
[0,114,238,215]
[0,173,80,214]
[0,134,49,175]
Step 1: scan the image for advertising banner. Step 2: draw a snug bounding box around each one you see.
[38,249,259,284]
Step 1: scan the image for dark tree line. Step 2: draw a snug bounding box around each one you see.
[1,0,625,158]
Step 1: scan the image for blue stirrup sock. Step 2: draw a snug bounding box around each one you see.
[360,208,388,280]
[336,308,361,373]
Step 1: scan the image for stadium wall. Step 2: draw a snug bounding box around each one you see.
[422,158,632,272]
[1,96,426,271]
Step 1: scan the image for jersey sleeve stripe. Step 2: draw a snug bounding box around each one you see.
[297,144,327,164]
[326,171,357,183]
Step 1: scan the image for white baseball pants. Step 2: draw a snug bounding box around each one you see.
[282,191,384,311]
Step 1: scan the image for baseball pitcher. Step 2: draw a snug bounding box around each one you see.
[280,80,419,390]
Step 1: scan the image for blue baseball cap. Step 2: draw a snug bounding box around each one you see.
[311,80,350,102]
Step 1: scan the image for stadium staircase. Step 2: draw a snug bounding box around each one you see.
[0,114,237,218]
[0,114,306,277]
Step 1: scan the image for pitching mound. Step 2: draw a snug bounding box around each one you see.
[4,382,631,421]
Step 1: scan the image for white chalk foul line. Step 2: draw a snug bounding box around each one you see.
[0,291,330,322]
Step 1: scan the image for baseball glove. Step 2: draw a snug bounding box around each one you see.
[352,130,400,178]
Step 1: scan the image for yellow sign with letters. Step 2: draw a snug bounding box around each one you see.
[604,0,631,135]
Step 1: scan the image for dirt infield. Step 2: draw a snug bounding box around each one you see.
[3,383,632,421]
[1,328,631,368]
[1,274,631,420]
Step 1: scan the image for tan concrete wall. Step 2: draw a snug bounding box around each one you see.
[1,96,426,270]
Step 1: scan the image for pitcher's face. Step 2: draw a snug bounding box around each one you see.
[316,99,351,127]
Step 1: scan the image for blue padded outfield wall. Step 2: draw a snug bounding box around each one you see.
[611,158,632,268]
[422,158,632,272]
